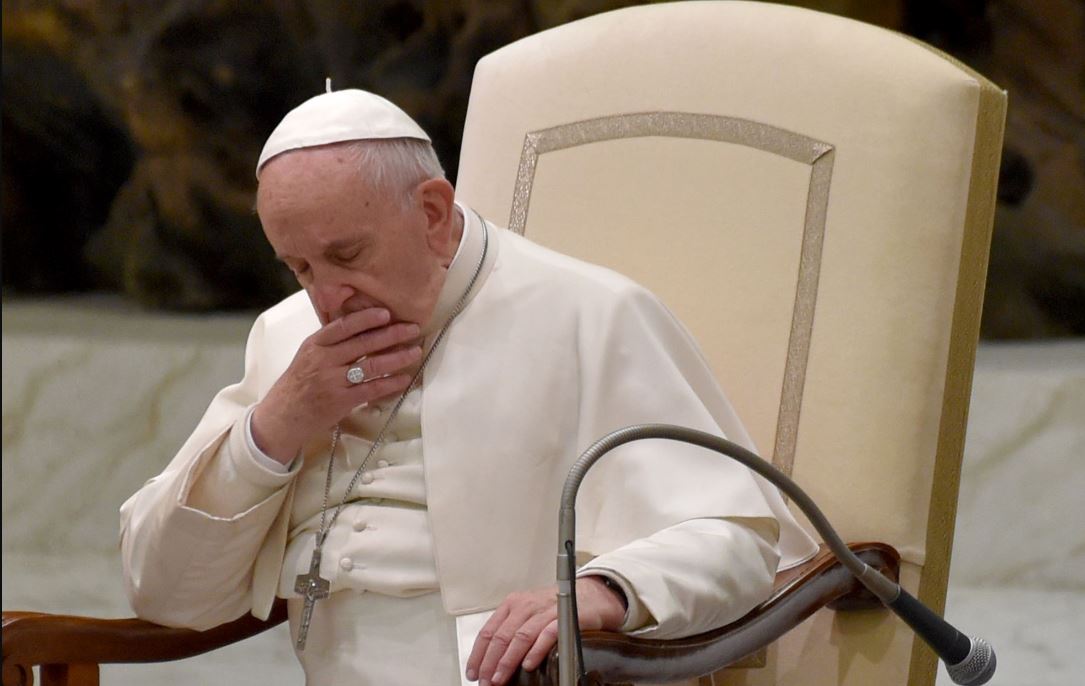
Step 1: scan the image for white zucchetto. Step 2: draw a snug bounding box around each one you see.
[256,88,431,178]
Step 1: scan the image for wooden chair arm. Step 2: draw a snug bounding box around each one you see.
[517,542,900,686]
[2,542,898,686]
[2,602,288,686]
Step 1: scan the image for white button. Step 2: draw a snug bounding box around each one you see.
[353,519,367,531]
[367,407,381,418]
[339,557,353,571]
[360,471,374,485]
[376,459,390,469]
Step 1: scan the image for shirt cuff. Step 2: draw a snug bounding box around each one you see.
[245,406,294,473]
[182,408,300,519]
[576,568,652,633]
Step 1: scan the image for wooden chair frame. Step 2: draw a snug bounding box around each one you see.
[3,542,897,686]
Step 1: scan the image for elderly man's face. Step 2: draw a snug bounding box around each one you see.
[256,145,459,327]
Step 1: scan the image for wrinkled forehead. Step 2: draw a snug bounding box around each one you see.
[256,154,401,246]
[257,145,373,208]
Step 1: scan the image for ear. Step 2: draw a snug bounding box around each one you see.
[417,178,459,262]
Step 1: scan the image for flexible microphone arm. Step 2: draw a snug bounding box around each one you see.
[556,424,996,686]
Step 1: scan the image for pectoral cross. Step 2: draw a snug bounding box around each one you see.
[294,547,330,650]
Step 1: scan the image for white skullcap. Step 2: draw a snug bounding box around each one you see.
[256,87,431,178]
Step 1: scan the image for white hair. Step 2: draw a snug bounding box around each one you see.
[341,138,446,207]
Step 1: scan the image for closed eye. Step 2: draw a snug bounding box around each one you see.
[332,248,363,265]
[324,236,371,266]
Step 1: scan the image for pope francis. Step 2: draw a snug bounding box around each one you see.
[119,88,819,686]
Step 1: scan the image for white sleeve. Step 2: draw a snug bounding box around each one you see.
[184,406,299,517]
[578,517,779,637]
[120,312,300,630]
[245,405,294,473]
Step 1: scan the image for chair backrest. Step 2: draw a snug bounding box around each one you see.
[455,2,1005,684]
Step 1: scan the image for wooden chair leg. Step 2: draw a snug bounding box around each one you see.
[40,663,99,686]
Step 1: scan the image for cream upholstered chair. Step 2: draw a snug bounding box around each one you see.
[454,2,1005,685]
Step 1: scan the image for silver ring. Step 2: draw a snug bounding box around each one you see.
[346,365,366,385]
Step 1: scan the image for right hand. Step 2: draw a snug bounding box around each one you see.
[250,308,423,463]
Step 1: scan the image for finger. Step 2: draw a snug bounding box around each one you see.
[345,373,413,406]
[521,618,559,672]
[487,613,555,685]
[476,602,551,685]
[476,613,520,685]
[333,322,420,365]
[467,606,510,681]
[313,308,390,346]
[342,346,422,385]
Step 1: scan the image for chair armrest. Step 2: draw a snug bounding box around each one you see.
[2,542,897,686]
[513,541,900,686]
[2,601,288,686]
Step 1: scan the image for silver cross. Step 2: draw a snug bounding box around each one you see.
[294,547,330,650]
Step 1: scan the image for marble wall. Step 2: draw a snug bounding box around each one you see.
[3,298,1083,685]
[937,341,1085,684]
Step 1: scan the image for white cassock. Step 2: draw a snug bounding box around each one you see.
[120,204,819,685]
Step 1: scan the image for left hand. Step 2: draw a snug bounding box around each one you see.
[465,576,627,685]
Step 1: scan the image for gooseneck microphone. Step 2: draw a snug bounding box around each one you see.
[556,424,996,686]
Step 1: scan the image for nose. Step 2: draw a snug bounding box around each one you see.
[310,270,355,321]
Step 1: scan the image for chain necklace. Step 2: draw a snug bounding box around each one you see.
[294,213,489,650]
